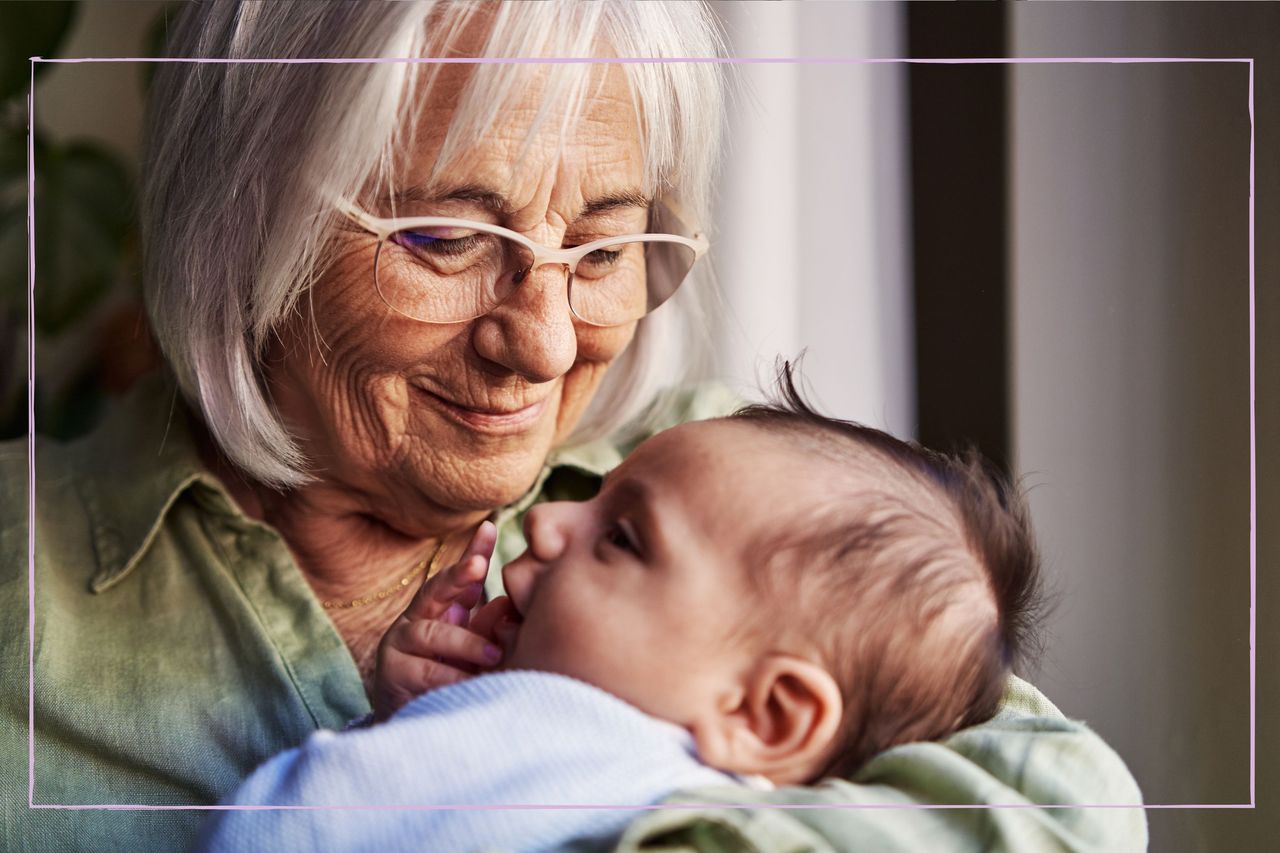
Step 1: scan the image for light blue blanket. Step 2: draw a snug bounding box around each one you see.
[198,671,736,852]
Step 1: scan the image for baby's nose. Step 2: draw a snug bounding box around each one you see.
[522,502,569,562]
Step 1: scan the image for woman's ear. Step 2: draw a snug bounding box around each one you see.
[691,655,843,786]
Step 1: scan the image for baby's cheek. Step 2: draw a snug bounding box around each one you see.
[502,612,575,673]
[551,619,633,692]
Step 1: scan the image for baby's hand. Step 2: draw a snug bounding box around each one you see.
[373,521,503,722]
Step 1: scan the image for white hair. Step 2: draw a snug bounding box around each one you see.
[141,0,728,488]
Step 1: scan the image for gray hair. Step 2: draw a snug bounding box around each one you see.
[142,1,728,488]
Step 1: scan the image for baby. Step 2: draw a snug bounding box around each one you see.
[200,372,1042,852]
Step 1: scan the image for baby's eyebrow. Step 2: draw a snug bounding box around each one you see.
[606,475,650,502]
[603,476,666,553]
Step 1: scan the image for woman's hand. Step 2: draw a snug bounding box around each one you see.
[372,521,507,722]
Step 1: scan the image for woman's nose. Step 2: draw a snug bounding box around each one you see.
[470,263,578,383]
[522,501,575,563]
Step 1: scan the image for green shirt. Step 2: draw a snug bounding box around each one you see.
[0,374,1146,852]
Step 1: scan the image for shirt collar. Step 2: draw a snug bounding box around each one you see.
[73,372,228,593]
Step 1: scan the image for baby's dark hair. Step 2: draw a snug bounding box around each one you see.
[728,363,1044,780]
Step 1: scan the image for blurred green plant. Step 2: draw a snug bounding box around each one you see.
[0,1,76,101]
[0,1,167,441]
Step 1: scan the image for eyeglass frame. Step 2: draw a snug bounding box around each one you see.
[336,199,710,327]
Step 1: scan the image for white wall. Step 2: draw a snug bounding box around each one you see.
[711,1,913,434]
[1010,5,1267,849]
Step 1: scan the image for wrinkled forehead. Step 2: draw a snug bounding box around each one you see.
[373,15,648,212]
[393,62,643,211]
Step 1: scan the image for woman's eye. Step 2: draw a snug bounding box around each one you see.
[582,248,623,267]
[576,245,627,275]
[604,521,640,556]
[392,229,483,257]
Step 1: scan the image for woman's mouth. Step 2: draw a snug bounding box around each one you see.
[410,383,550,434]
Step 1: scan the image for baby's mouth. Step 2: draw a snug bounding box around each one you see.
[502,599,525,630]
[473,595,524,661]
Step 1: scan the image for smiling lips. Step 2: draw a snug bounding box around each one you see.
[412,382,550,433]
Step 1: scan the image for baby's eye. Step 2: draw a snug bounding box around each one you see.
[603,520,641,557]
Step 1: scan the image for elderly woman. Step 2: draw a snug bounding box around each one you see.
[0,2,1145,850]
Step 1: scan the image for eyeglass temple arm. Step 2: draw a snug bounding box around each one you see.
[653,194,709,255]
[335,199,385,236]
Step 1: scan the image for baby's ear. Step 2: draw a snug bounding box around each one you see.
[691,655,843,786]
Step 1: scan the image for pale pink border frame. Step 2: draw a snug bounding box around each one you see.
[25,55,1256,813]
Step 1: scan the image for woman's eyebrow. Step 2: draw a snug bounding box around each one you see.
[578,190,652,218]
[389,184,650,220]
[391,184,511,214]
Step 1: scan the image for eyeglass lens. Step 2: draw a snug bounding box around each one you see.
[373,218,697,326]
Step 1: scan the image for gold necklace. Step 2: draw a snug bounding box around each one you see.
[321,539,449,610]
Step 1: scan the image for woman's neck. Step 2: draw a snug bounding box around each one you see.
[195,423,484,591]
[192,425,490,690]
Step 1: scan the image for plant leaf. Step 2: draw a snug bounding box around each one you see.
[1,138,136,335]
[0,1,79,103]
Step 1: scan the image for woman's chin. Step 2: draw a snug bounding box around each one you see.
[394,427,556,513]
[419,459,547,515]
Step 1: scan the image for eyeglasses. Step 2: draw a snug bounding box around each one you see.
[338,199,708,327]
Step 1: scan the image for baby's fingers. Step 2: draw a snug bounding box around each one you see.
[459,520,497,569]
[402,522,497,622]
[374,654,472,721]
[471,595,521,653]
[403,554,488,622]
[389,619,503,670]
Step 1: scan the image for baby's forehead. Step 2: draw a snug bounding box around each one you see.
[615,422,800,523]
[637,419,820,481]
[661,419,956,530]
[629,420,883,521]
[659,418,890,482]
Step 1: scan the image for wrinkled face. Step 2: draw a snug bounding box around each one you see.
[500,421,799,725]
[265,62,645,533]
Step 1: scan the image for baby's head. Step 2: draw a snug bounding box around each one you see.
[500,372,1042,785]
